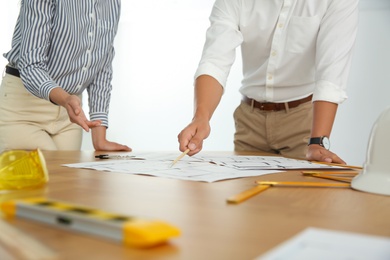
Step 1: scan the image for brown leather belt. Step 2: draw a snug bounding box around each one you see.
[242,95,312,111]
[5,66,20,78]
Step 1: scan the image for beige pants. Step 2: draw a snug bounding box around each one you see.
[0,74,82,150]
[233,100,313,159]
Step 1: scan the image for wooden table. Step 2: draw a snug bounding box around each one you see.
[1,151,390,260]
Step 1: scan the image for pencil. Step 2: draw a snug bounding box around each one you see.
[301,171,359,176]
[257,181,350,188]
[169,149,190,168]
[226,185,270,204]
[95,154,144,160]
[311,161,363,170]
[303,173,353,183]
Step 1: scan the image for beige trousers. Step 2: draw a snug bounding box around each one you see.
[233,100,313,159]
[0,74,82,150]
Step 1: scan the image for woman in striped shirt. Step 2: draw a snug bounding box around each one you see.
[0,0,131,151]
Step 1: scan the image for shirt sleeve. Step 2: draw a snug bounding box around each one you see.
[313,0,359,104]
[86,45,114,128]
[194,0,243,89]
[17,0,58,101]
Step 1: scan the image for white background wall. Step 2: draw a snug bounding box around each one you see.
[1,0,389,166]
[331,0,390,165]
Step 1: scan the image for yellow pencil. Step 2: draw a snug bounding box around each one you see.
[311,161,363,170]
[169,149,190,168]
[303,173,353,183]
[301,171,359,176]
[257,181,350,188]
[227,185,270,204]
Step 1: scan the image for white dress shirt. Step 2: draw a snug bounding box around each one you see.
[195,0,359,103]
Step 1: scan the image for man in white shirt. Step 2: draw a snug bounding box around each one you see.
[177,0,358,163]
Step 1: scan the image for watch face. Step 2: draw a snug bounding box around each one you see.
[321,137,330,150]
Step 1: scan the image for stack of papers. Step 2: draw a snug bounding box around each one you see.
[63,153,346,182]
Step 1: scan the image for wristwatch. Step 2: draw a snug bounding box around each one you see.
[308,136,330,150]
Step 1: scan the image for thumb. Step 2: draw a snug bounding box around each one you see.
[188,142,197,151]
[67,97,81,115]
[186,135,204,154]
[70,102,81,115]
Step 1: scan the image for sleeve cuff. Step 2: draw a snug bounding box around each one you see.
[40,81,58,101]
[90,112,108,128]
[194,63,230,89]
[313,80,348,104]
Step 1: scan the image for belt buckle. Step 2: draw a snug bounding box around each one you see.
[262,103,277,111]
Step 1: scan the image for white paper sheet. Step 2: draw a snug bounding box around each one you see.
[63,152,344,182]
[258,227,390,260]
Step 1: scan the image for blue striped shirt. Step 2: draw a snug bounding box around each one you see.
[4,0,121,127]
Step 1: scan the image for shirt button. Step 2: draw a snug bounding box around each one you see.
[278,23,284,28]
[271,51,277,56]
[268,75,273,80]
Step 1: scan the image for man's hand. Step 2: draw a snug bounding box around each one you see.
[306,144,346,164]
[177,75,223,156]
[178,118,211,156]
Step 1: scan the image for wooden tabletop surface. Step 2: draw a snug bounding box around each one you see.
[1,150,390,260]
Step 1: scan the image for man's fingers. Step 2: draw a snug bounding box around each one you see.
[185,135,205,156]
[178,121,211,156]
[329,154,346,164]
[321,157,333,163]
[307,145,346,165]
[188,143,197,150]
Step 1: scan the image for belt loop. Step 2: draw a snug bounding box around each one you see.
[284,102,290,113]
[251,99,254,112]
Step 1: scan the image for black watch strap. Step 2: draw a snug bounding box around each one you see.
[308,136,330,150]
[308,137,322,145]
